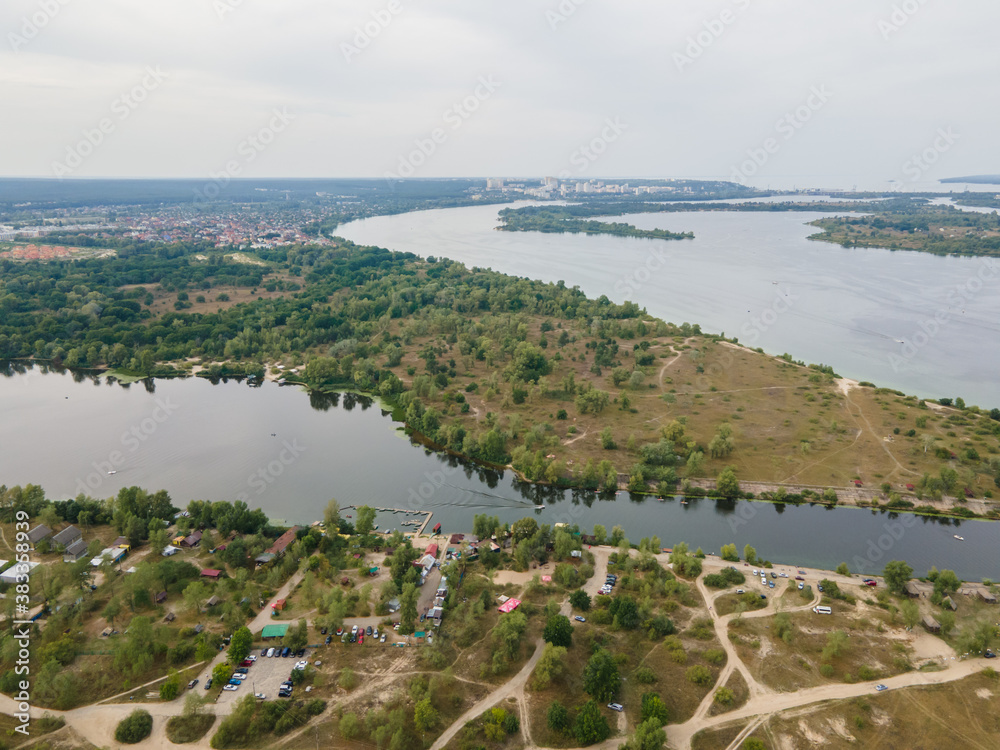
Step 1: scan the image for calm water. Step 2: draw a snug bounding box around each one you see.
[1,367,996,579]
[338,203,1000,409]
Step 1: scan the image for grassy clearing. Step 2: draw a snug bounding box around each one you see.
[761,670,1000,749]
[691,721,749,750]
[708,669,749,717]
[165,714,216,744]
[729,603,914,692]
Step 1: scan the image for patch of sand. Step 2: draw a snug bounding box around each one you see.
[911,632,955,661]
[828,717,856,742]
[797,719,826,745]
[976,688,993,700]
[871,707,892,727]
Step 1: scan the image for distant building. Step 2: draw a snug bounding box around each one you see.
[266,527,300,557]
[180,531,203,548]
[63,538,88,563]
[922,615,941,633]
[26,525,52,547]
[52,525,82,548]
[200,568,222,580]
[978,589,998,604]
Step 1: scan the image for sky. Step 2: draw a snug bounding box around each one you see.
[1,0,998,185]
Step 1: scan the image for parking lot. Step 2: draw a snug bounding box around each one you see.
[213,647,317,706]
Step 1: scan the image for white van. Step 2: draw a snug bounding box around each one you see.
[813,606,832,615]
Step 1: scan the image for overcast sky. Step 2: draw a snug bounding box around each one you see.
[1,0,997,185]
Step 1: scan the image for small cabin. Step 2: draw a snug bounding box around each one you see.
[922,615,941,633]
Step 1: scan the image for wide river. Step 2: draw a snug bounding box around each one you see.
[2,367,997,579]
[338,202,1000,409]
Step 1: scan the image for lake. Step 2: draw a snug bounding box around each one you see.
[2,366,996,579]
[338,203,1000,409]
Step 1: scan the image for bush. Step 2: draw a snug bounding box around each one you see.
[166,714,216,744]
[634,666,657,684]
[115,709,153,744]
[686,665,712,686]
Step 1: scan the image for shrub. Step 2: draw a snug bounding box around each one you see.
[115,709,153,744]
[686,665,712,686]
[166,714,216,744]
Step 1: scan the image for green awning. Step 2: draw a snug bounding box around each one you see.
[261,623,289,639]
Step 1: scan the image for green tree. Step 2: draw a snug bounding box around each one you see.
[743,739,767,750]
[570,589,592,611]
[882,560,914,595]
[160,670,181,701]
[933,569,961,598]
[414,697,438,733]
[822,630,849,661]
[640,692,669,725]
[227,626,253,665]
[716,466,740,499]
[212,662,232,688]
[625,718,666,750]
[532,643,567,689]
[720,543,739,562]
[574,700,610,745]
[323,498,340,531]
[592,524,607,545]
[355,506,376,536]
[511,517,539,544]
[836,562,851,576]
[686,665,712,686]
[583,648,620,702]
[400,583,418,635]
[491,610,528,674]
[543,615,573,648]
[149,527,169,556]
[900,600,920,629]
[547,700,570,733]
[743,544,758,565]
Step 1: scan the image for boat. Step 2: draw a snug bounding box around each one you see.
[954,534,965,541]
[107,470,117,475]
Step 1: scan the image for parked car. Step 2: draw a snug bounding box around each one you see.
[780,572,788,578]
[875,684,888,692]
[247,655,257,662]
[336,628,344,636]
[204,678,213,690]
[366,626,373,636]
[187,679,198,689]
[863,580,877,587]
[351,625,359,635]
[736,589,744,594]
[350,633,357,643]
[380,634,386,643]
[373,628,379,639]
[575,616,586,622]
[235,667,248,674]
[223,684,239,691]
[760,594,767,600]
[607,703,624,712]
[768,581,775,589]
[986,650,997,659]
[296,649,305,657]
[798,583,805,590]
[320,627,327,635]
[266,647,275,657]
[254,692,266,700]
[325,635,332,645]
[817,585,825,592]
[770,572,778,579]
[359,634,364,645]
[798,570,807,575]
[239,660,252,667]
[260,648,268,657]
[281,647,291,657]
[795,576,805,581]
[228,679,242,686]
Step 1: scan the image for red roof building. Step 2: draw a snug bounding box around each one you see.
[200,569,222,579]
[266,526,300,556]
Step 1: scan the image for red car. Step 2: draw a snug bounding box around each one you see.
[863,580,877,587]
[358,634,364,645]
[240,659,252,667]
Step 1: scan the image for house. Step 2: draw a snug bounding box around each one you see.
[271,598,286,613]
[922,615,941,633]
[425,543,438,559]
[448,534,465,545]
[266,527,300,557]
[205,595,222,608]
[164,611,176,622]
[387,598,400,613]
[904,581,922,598]
[941,596,957,611]
[162,545,180,557]
[91,547,126,567]
[63,538,89,563]
[200,569,222,580]
[111,535,128,549]
[52,525,82,549]
[193,624,204,635]
[255,553,276,567]
[26,525,52,547]
[180,531,203,548]
[978,589,998,604]
[261,623,289,640]
[155,591,168,604]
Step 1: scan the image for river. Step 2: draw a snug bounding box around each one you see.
[338,202,1000,409]
[2,366,996,579]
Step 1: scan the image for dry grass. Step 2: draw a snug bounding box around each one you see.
[761,670,1000,749]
